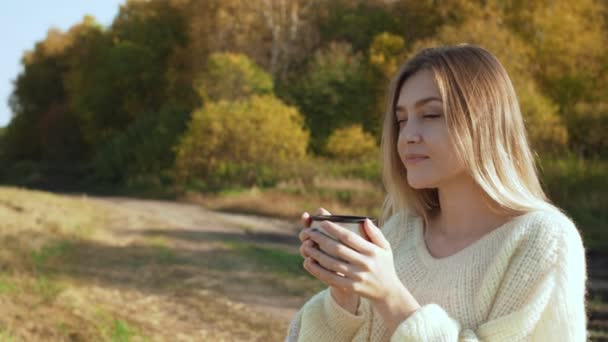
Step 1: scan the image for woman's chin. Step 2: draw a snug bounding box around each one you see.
[407,179,435,189]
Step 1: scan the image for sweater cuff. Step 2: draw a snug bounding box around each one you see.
[323,288,366,333]
[390,303,460,341]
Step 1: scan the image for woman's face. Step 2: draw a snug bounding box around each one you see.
[395,69,466,189]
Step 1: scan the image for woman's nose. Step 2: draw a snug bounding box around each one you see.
[406,132,422,143]
[400,123,422,143]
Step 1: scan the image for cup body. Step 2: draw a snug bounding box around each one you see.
[309,215,372,241]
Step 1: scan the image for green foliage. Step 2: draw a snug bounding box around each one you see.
[92,103,190,184]
[224,241,305,276]
[566,102,608,158]
[281,42,376,153]
[7,50,78,161]
[0,126,5,161]
[33,275,65,303]
[0,276,17,296]
[196,52,274,102]
[325,125,378,161]
[538,155,607,250]
[62,2,189,149]
[316,157,381,183]
[318,1,402,52]
[30,240,73,272]
[0,329,18,342]
[174,95,309,190]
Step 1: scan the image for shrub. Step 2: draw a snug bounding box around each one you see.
[324,124,378,161]
[174,95,309,190]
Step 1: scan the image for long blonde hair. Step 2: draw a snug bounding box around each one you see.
[380,44,560,226]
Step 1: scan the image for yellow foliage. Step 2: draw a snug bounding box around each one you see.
[195,52,274,103]
[325,125,378,161]
[369,32,406,78]
[174,95,310,188]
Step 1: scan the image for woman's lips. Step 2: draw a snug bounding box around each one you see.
[405,156,428,165]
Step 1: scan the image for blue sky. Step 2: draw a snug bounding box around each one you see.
[0,0,125,127]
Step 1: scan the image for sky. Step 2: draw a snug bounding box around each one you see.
[0,0,125,127]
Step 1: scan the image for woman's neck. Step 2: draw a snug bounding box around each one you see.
[429,176,512,240]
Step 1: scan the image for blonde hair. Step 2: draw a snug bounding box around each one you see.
[380,44,560,226]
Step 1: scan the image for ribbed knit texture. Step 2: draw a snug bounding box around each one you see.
[285,209,588,341]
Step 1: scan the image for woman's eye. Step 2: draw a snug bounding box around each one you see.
[424,113,441,118]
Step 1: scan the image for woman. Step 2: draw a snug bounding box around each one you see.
[286,44,588,341]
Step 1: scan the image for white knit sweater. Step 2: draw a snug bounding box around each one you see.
[286,209,588,341]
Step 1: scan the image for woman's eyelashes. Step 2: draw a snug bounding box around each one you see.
[396,113,442,129]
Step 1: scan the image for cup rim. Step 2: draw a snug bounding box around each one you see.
[310,215,375,224]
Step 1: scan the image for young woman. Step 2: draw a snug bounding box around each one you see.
[286,44,588,341]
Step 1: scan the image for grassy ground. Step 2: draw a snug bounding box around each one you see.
[0,186,323,341]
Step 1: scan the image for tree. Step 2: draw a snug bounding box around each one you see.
[65,0,190,149]
[280,42,376,153]
[316,0,401,53]
[4,18,99,161]
[92,103,191,184]
[185,0,320,81]
[195,52,274,103]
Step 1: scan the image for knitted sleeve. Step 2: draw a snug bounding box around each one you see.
[285,288,368,341]
[390,214,587,342]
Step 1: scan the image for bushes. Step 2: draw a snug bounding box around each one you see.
[174,95,309,190]
[325,124,378,161]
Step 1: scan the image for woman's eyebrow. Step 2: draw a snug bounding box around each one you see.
[395,96,442,113]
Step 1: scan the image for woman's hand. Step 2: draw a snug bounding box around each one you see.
[299,208,360,314]
[301,218,420,329]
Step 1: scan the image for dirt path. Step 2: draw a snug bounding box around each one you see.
[87,195,307,322]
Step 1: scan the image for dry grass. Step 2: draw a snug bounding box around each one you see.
[0,186,322,341]
[185,178,385,220]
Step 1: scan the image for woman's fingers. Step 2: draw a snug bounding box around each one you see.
[308,230,367,267]
[305,244,356,277]
[301,212,311,228]
[319,221,376,256]
[299,239,315,258]
[299,207,331,241]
